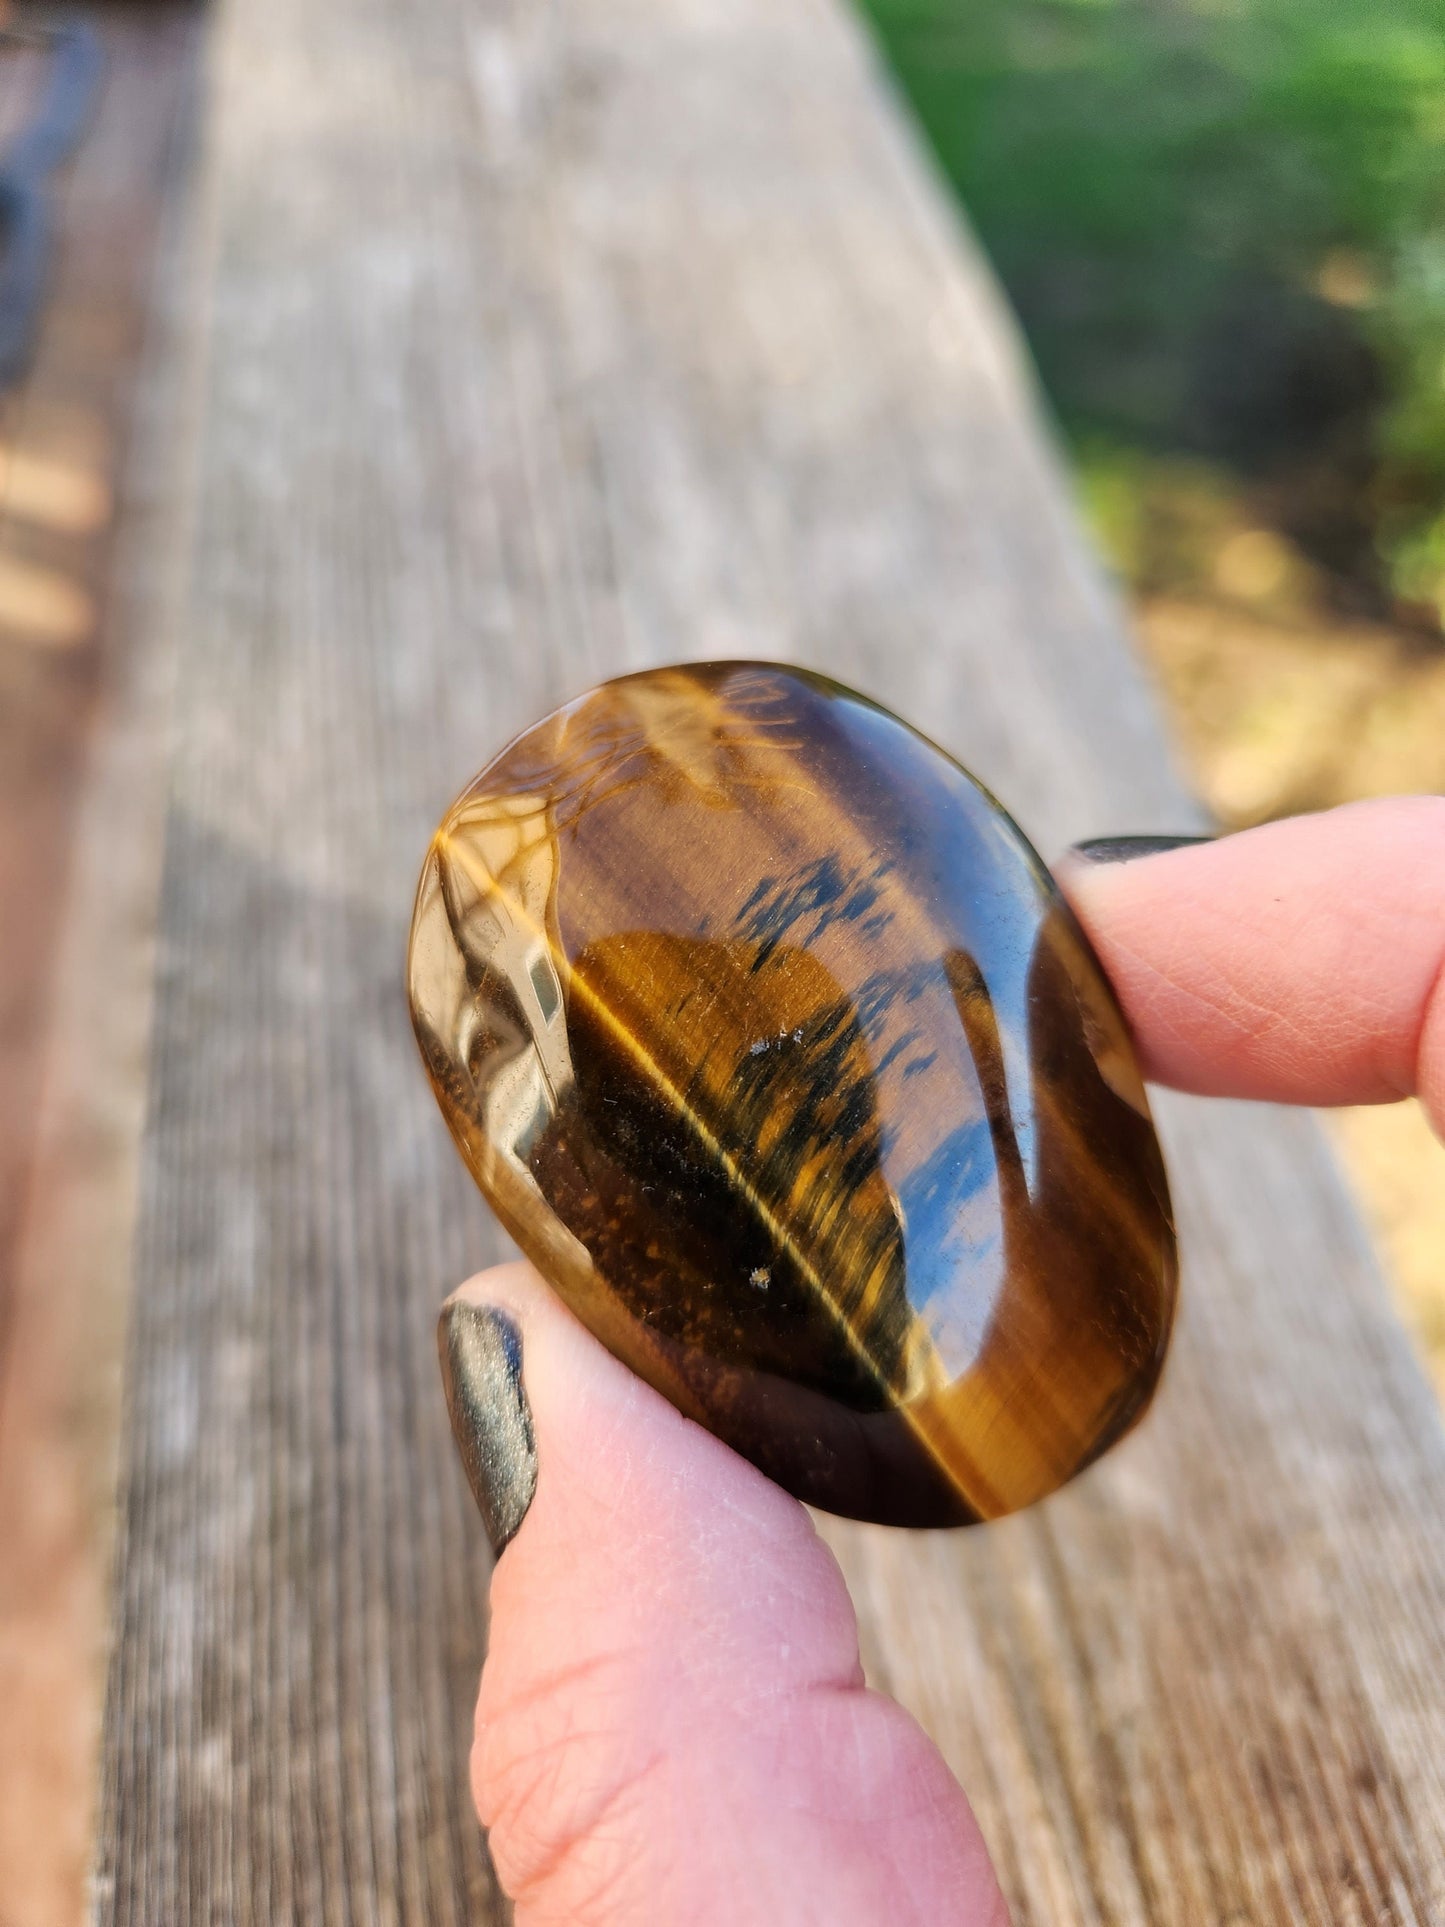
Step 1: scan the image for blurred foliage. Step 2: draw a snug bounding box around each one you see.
[860,0,1445,619]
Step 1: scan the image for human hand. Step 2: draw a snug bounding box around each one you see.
[439,795,1445,1925]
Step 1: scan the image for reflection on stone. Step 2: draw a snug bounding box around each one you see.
[409,662,1178,1525]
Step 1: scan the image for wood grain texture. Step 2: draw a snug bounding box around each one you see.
[0,15,205,1925]
[94,0,1445,1920]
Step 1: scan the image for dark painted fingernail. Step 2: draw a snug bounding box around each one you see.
[437,1300,537,1555]
[1069,833,1216,865]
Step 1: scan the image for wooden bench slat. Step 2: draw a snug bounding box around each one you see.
[95,0,1445,1918]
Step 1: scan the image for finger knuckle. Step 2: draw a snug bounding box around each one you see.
[474,1649,666,1919]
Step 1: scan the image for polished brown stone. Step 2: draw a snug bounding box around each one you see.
[408,663,1178,1525]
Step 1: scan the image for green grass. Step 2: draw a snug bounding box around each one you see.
[858,0,1445,616]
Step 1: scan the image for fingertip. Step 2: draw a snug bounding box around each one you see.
[449,1288,1007,1921]
[445,1260,551,1323]
[1059,798,1445,1114]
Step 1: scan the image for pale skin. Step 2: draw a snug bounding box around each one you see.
[452,795,1445,1925]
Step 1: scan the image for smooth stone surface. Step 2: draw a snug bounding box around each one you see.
[408,662,1178,1525]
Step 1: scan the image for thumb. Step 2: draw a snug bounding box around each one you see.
[439,1263,1009,1927]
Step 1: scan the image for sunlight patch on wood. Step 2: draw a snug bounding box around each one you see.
[0,556,93,649]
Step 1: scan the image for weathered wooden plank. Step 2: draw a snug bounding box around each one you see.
[0,14,206,1925]
[95,0,1445,1920]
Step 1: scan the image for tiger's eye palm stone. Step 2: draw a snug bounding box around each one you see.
[408,662,1177,1526]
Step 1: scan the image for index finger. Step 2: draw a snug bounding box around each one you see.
[1057,796,1445,1140]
